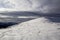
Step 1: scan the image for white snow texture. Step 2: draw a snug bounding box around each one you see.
[0,17,60,40]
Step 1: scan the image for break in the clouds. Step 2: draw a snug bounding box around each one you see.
[0,0,60,13]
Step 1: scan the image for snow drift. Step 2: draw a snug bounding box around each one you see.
[0,17,60,40]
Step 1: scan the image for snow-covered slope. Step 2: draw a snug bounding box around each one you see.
[0,17,60,40]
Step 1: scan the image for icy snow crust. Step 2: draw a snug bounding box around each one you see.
[0,17,60,40]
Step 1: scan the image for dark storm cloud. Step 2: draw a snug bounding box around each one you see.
[37,0,60,13]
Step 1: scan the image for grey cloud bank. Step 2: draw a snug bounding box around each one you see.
[0,0,60,13]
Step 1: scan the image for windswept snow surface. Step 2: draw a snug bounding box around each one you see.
[0,17,60,40]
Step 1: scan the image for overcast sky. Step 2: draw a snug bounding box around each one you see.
[0,0,60,13]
